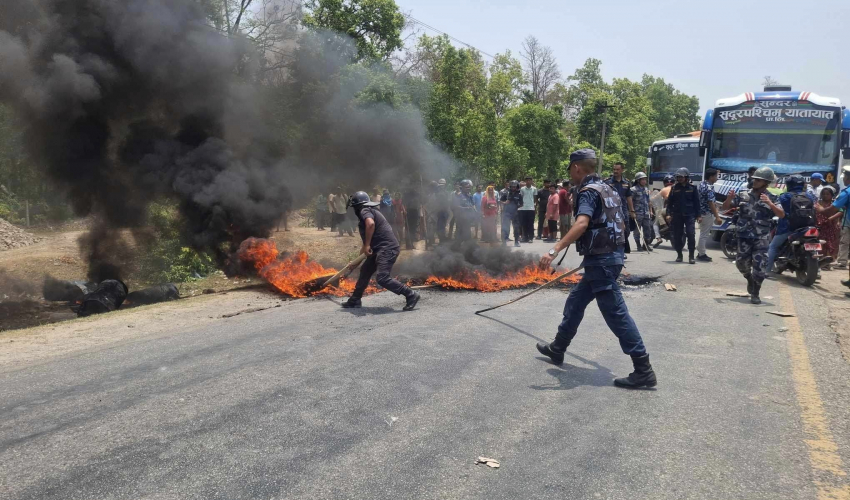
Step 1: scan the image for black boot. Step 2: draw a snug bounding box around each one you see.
[535,338,569,365]
[751,282,761,305]
[341,296,362,308]
[403,290,420,311]
[675,252,683,263]
[744,273,754,295]
[688,251,695,264]
[614,354,657,388]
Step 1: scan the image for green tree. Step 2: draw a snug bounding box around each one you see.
[425,45,498,179]
[504,103,566,179]
[640,75,700,137]
[487,51,525,117]
[303,0,405,62]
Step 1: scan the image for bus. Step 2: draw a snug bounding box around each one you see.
[700,87,850,200]
[646,132,703,189]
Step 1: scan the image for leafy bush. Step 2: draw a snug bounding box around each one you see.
[138,202,218,283]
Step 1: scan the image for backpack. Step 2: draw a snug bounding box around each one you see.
[788,193,816,230]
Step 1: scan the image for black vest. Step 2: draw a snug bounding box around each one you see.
[575,181,626,256]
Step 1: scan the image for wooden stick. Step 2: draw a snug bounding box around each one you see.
[475,265,585,315]
[318,254,367,290]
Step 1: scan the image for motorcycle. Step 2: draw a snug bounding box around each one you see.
[714,207,738,259]
[718,211,778,261]
[773,226,828,286]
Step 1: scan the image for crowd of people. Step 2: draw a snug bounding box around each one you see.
[310,178,579,250]
[305,164,850,300]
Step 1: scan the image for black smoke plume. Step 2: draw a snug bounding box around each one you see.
[396,241,537,278]
[0,0,456,278]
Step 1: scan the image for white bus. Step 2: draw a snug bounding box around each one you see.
[646,132,703,189]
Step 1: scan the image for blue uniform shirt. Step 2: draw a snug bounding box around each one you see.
[576,175,625,267]
[832,186,850,228]
[776,189,817,235]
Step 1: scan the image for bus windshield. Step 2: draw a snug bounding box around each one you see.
[709,102,840,174]
[651,142,702,174]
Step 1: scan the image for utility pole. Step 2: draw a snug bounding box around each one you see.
[597,103,616,171]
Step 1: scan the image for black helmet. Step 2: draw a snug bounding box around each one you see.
[663,174,675,185]
[509,180,519,189]
[348,191,378,208]
[785,174,805,191]
[460,179,473,188]
[675,167,690,178]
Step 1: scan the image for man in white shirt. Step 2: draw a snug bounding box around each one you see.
[519,176,538,242]
[807,173,824,199]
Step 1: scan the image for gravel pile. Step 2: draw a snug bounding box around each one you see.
[0,218,40,251]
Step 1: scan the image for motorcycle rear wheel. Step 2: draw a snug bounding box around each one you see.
[796,255,819,287]
[720,229,737,260]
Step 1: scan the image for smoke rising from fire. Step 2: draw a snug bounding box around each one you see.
[395,241,538,278]
[0,0,456,279]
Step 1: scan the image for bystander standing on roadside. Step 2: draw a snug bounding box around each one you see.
[545,183,559,242]
[558,180,573,240]
[537,180,551,240]
[519,176,537,242]
[472,185,483,240]
[329,187,353,237]
[816,186,840,268]
[315,192,327,231]
[807,173,825,200]
[814,166,850,296]
[481,184,499,243]
[391,192,406,243]
[696,169,723,261]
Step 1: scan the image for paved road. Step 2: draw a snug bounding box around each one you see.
[2,239,850,499]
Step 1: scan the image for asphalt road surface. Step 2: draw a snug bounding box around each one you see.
[2,239,850,499]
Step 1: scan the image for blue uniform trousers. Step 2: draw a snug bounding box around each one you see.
[554,264,647,356]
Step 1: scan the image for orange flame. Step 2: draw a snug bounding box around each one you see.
[239,239,359,298]
[240,238,580,297]
[424,265,580,292]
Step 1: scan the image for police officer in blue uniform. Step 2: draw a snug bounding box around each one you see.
[342,192,421,311]
[720,167,785,304]
[665,167,701,264]
[536,149,657,388]
[604,162,635,255]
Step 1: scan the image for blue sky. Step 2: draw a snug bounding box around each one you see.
[398,0,850,116]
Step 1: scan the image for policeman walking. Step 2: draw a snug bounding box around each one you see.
[720,167,785,304]
[536,149,657,388]
[630,172,654,251]
[666,167,700,264]
[342,192,421,311]
[452,180,476,242]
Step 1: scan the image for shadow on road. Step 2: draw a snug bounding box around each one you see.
[529,352,618,391]
[337,307,403,316]
[475,314,546,343]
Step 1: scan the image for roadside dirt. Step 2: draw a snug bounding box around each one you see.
[0,215,430,332]
[0,289,288,373]
[815,268,850,364]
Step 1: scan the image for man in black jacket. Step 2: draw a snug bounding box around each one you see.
[666,168,701,264]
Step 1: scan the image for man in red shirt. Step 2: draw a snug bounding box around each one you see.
[557,180,573,239]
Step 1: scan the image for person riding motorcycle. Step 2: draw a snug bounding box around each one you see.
[766,174,817,273]
[721,167,785,304]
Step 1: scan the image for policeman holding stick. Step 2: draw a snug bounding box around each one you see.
[536,149,657,388]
